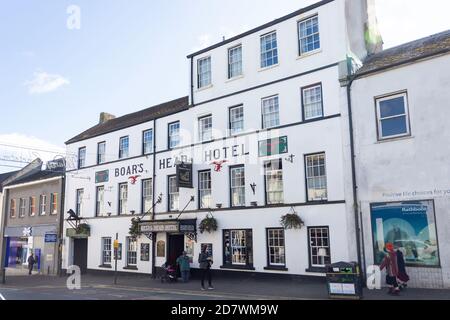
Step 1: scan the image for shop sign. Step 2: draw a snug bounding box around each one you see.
[258,136,288,157]
[95,170,109,183]
[179,219,196,232]
[177,162,193,188]
[23,227,32,237]
[44,233,58,243]
[140,221,179,233]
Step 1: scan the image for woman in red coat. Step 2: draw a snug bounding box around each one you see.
[380,243,400,295]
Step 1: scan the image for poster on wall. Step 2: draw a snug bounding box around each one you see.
[185,238,195,263]
[370,200,440,267]
[141,243,150,261]
[157,241,165,257]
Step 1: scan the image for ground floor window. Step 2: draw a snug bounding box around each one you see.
[223,229,253,268]
[308,227,331,267]
[267,228,286,267]
[370,200,439,267]
[126,237,137,267]
[101,237,111,265]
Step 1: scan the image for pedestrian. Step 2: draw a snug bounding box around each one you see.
[380,243,400,295]
[27,252,35,275]
[176,251,191,283]
[396,247,410,290]
[198,246,214,290]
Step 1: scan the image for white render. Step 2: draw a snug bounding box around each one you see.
[62,0,380,277]
[351,53,450,288]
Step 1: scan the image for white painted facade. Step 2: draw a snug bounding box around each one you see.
[62,0,380,277]
[351,53,450,288]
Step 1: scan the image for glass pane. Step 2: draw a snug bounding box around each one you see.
[379,97,406,118]
[381,116,408,137]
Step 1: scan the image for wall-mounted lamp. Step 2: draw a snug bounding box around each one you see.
[285,154,295,163]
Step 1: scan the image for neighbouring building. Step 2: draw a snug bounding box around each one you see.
[1,159,65,276]
[62,0,383,279]
[350,30,450,288]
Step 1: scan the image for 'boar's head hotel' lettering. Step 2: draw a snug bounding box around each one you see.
[114,163,144,177]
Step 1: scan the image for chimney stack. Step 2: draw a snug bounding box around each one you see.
[99,112,116,124]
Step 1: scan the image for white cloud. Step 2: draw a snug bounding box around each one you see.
[25,70,70,94]
[0,133,65,173]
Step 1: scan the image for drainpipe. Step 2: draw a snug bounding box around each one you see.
[345,58,365,285]
[151,118,157,279]
[190,57,195,106]
[58,174,66,277]
[0,189,9,284]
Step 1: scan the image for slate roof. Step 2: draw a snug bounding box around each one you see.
[357,29,450,76]
[66,96,189,145]
[0,171,19,191]
[4,170,62,187]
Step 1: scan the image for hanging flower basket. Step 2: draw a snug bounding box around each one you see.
[199,214,218,234]
[280,208,305,229]
[129,217,142,239]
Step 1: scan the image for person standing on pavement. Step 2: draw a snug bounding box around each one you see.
[198,246,214,290]
[380,243,400,295]
[27,252,35,275]
[176,251,191,283]
[396,247,410,290]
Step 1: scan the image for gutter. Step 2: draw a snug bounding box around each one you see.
[3,176,62,190]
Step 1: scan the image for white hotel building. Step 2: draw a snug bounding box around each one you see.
[62,0,382,278]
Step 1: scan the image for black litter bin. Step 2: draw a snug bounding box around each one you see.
[326,261,363,300]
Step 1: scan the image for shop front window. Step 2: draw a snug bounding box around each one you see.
[371,200,440,267]
[223,229,253,268]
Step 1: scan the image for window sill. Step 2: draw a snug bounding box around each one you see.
[264,266,288,271]
[297,49,322,60]
[196,84,213,92]
[376,134,413,144]
[305,267,326,273]
[225,74,244,83]
[123,266,138,270]
[258,63,279,72]
[220,265,255,271]
[98,264,112,269]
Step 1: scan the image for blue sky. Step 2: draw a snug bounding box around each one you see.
[0,0,449,173]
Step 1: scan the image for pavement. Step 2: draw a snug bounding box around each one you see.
[0,273,449,300]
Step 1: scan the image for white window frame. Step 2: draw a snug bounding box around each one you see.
[376,92,410,140]
[50,193,58,215]
[305,153,328,201]
[260,31,278,68]
[267,228,286,266]
[168,122,180,149]
[102,237,112,265]
[198,115,212,142]
[29,197,36,217]
[119,136,129,159]
[261,95,280,129]
[143,129,153,154]
[75,189,83,216]
[97,142,106,164]
[264,159,284,205]
[298,15,320,55]
[119,183,128,215]
[127,237,137,266]
[78,147,86,169]
[168,175,179,211]
[230,166,245,207]
[19,198,26,218]
[228,45,242,79]
[198,170,212,209]
[197,56,211,88]
[142,179,153,213]
[302,84,323,120]
[96,186,105,216]
[229,105,244,135]
[308,227,331,267]
[40,194,47,216]
[230,230,247,265]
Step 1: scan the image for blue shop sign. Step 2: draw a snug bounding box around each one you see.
[45,233,58,243]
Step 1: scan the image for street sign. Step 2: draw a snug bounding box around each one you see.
[113,239,119,249]
[44,233,58,243]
